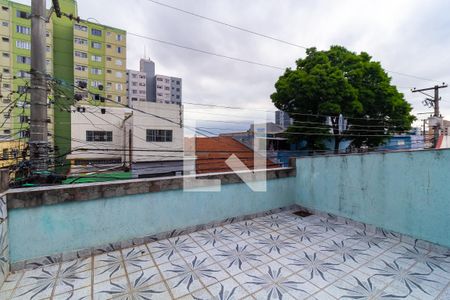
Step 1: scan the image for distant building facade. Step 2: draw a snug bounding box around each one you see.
[68,102,194,177]
[137,58,182,104]
[155,75,182,104]
[126,70,146,105]
[275,110,293,129]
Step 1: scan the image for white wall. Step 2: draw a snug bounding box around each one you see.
[69,106,132,163]
[131,101,184,162]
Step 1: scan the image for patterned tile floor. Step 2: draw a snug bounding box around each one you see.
[1,211,450,299]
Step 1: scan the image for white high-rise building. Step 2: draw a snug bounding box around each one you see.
[126,70,147,106]
[155,75,182,104]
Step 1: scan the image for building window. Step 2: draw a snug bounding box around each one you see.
[116,96,121,102]
[74,24,88,32]
[1,6,9,11]
[16,10,28,19]
[91,55,102,62]
[16,70,30,78]
[74,37,88,45]
[91,68,102,75]
[115,59,122,66]
[1,37,9,42]
[106,69,112,74]
[116,34,123,41]
[106,56,112,61]
[75,64,88,72]
[117,46,122,54]
[115,71,122,78]
[2,68,9,74]
[91,80,102,88]
[91,28,102,36]
[16,25,31,35]
[75,78,87,87]
[17,55,31,65]
[146,129,173,142]
[46,45,51,52]
[1,21,8,27]
[106,44,112,49]
[74,50,87,58]
[15,40,30,50]
[115,83,123,91]
[2,149,8,160]
[86,131,112,142]
[91,42,102,49]
[18,86,28,93]
[19,115,29,123]
[2,52,9,58]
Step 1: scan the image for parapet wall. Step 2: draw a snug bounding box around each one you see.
[295,148,450,249]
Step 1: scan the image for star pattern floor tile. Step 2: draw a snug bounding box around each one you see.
[1,211,449,299]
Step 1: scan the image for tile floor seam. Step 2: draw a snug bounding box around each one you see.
[144,240,176,299]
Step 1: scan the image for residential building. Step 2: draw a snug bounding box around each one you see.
[67,105,132,174]
[0,0,54,145]
[131,101,192,177]
[275,110,293,129]
[0,138,24,168]
[67,102,194,177]
[139,58,155,101]
[126,70,146,106]
[0,0,127,168]
[139,58,182,104]
[155,75,182,104]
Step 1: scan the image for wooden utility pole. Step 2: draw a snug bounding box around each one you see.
[412,83,448,147]
[29,0,48,170]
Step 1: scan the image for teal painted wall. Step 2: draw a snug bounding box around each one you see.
[295,149,450,248]
[9,177,295,262]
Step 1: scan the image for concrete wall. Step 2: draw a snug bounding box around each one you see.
[295,149,450,248]
[8,176,295,263]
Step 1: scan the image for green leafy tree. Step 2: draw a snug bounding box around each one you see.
[271,46,415,152]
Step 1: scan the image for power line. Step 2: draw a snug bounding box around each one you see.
[137,0,442,83]
[127,32,285,71]
[141,0,308,50]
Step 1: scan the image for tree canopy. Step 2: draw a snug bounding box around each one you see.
[271,46,415,152]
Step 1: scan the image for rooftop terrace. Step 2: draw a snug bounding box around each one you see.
[0,149,450,299]
[1,210,449,299]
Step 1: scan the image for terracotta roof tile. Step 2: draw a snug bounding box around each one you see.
[195,136,280,174]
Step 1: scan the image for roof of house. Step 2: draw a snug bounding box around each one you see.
[195,136,281,174]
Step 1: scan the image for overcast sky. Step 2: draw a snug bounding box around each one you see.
[18,0,450,132]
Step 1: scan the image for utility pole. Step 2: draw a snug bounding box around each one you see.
[29,0,48,171]
[412,83,448,148]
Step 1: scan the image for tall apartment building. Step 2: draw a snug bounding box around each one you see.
[275,110,293,129]
[138,58,182,104]
[140,58,155,102]
[126,70,146,106]
[0,0,127,167]
[155,75,182,104]
[0,0,54,144]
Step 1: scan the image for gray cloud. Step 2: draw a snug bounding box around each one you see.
[18,0,450,129]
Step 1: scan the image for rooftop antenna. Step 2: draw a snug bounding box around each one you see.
[144,45,147,59]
